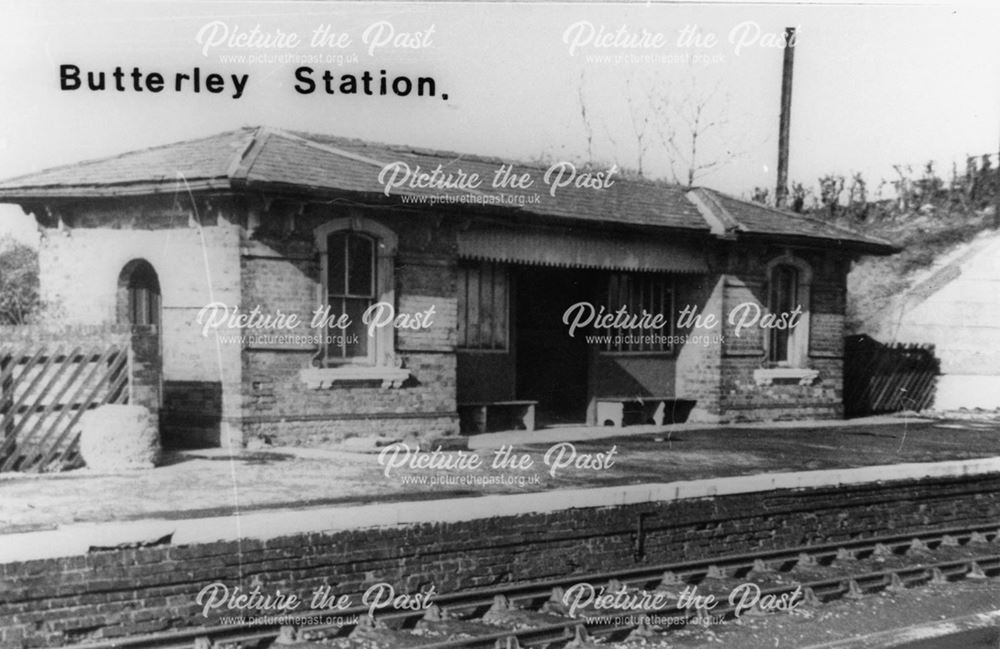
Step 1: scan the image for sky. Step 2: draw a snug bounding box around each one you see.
[1,0,998,245]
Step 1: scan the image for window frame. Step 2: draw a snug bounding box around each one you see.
[763,255,812,368]
[314,217,398,369]
[323,230,378,364]
[117,259,161,328]
[600,272,675,356]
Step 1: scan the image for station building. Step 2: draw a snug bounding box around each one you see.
[0,127,896,447]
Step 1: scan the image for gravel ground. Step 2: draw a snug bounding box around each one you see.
[600,579,1000,648]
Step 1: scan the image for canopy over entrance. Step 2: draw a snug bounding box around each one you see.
[457,227,709,273]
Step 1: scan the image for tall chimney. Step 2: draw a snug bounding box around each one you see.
[776,27,796,208]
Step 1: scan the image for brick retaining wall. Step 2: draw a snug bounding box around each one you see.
[2,474,999,646]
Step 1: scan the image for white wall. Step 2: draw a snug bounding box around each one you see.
[37,221,244,439]
[893,234,1000,409]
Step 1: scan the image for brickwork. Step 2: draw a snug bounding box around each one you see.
[2,474,999,646]
[664,245,850,423]
[161,381,224,448]
[242,350,457,445]
[675,274,725,421]
[27,192,858,443]
[128,326,162,417]
[716,248,847,422]
[240,206,459,445]
[35,198,243,447]
[0,325,132,349]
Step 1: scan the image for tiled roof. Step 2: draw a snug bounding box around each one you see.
[0,126,896,253]
[0,129,256,193]
[703,190,896,250]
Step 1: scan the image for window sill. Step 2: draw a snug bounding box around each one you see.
[753,367,819,386]
[301,366,410,389]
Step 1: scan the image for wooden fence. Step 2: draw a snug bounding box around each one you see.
[0,342,131,472]
[843,334,940,417]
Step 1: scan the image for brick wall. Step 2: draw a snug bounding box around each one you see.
[675,273,726,421]
[36,198,243,447]
[667,246,849,423]
[3,473,1000,646]
[28,193,857,442]
[128,326,161,417]
[240,206,459,445]
[716,247,846,422]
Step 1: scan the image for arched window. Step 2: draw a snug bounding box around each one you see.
[767,264,798,363]
[765,255,811,367]
[325,231,376,360]
[314,216,398,367]
[117,259,161,327]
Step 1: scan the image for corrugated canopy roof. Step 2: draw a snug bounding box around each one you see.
[0,126,896,254]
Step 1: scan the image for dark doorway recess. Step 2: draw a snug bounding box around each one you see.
[514,267,595,425]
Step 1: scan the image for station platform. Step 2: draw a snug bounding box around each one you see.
[2,412,1000,561]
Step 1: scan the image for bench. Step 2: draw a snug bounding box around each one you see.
[595,396,689,428]
[458,400,537,434]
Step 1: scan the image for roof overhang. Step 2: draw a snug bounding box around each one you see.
[735,231,900,256]
[0,127,900,257]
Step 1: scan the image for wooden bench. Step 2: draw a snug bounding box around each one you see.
[595,396,683,428]
[458,400,537,434]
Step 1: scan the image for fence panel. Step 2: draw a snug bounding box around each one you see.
[0,343,130,472]
[844,334,939,416]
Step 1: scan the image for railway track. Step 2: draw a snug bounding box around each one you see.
[77,522,1000,649]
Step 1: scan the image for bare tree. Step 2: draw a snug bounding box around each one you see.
[573,69,749,185]
[624,77,654,177]
[657,77,736,187]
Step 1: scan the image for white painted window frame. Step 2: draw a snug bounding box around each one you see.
[301,215,408,388]
[755,253,816,386]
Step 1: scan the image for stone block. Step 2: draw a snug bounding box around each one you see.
[78,405,160,471]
